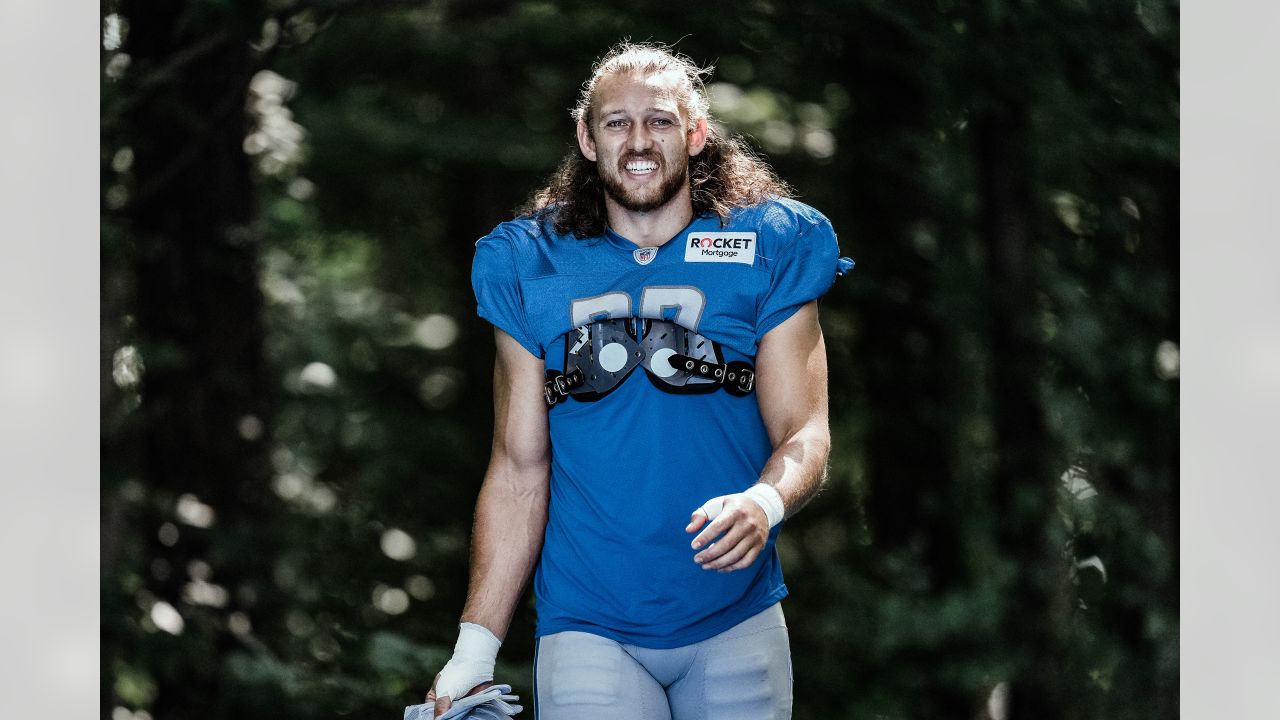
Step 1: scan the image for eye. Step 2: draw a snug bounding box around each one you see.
[651,118,675,127]
[604,119,628,128]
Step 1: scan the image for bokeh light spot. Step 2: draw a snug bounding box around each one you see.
[228,611,253,637]
[176,494,216,528]
[112,345,144,388]
[373,585,410,615]
[299,361,337,390]
[380,528,418,561]
[1154,340,1179,380]
[157,522,179,547]
[405,575,435,601]
[413,314,459,350]
[237,414,264,440]
[149,601,185,635]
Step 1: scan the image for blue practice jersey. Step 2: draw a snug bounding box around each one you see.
[471,197,851,648]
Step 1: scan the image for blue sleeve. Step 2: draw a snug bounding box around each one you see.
[471,231,544,358]
[755,215,843,344]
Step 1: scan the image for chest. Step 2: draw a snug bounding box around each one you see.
[521,249,769,357]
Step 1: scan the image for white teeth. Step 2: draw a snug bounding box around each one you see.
[625,161,658,173]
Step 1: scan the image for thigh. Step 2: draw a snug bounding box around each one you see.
[665,605,793,720]
[535,631,672,720]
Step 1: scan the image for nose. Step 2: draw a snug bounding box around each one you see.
[625,123,653,152]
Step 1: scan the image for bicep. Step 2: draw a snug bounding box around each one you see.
[754,301,829,449]
[491,327,551,474]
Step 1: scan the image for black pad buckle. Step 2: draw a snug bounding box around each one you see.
[543,368,584,407]
[670,354,755,396]
[724,362,755,396]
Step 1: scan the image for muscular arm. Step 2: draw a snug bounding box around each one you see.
[459,327,551,640]
[753,300,832,518]
[688,301,831,570]
[427,328,548,712]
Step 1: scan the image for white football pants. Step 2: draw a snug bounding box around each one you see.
[533,603,792,720]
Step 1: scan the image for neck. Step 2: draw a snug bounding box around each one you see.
[604,188,695,248]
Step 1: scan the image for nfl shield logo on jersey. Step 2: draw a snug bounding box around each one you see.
[633,247,657,265]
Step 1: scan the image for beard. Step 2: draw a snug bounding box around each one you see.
[598,151,690,213]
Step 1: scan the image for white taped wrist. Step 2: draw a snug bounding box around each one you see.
[435,622,501,701]
[743,484,786,528]
[456,622,501,659]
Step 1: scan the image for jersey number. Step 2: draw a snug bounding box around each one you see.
[570,286,706,331]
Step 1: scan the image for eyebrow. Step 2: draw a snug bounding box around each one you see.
[599,107,678,118]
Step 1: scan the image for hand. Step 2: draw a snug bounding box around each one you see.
[686,493,770,572]
[426,671,494,717]
[425,622,501,717]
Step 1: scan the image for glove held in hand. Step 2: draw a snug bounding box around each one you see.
[405,684,522,720]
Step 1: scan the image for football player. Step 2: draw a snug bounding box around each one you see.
[426,41,853,720]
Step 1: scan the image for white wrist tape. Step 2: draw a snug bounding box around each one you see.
[435,622,501,701]
[743,484,786,528]
[696,486,786,529]
[697,495,726,522]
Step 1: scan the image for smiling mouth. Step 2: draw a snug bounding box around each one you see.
[623,159,659,176]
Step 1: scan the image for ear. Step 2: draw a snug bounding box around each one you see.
[576,119,598,162]
[687,116,708,157]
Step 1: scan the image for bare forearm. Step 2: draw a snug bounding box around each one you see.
[687,422,829,573]
[459,464,548,641]
[757,424,831,520]
[751,302,831,521]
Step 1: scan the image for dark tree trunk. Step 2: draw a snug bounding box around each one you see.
[111,2,272,717]
[973,104,1067,720]
[838,8,959,576]
[832,10,972,717]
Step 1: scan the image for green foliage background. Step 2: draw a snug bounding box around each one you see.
[101,1,1178,718]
